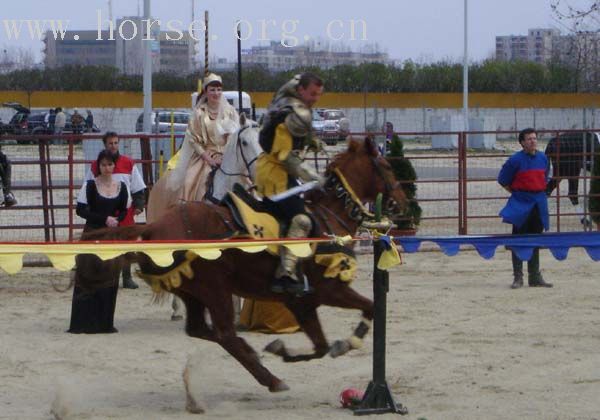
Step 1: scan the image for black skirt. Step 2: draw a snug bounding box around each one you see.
[67,254,121,334]
[68,284,118,334]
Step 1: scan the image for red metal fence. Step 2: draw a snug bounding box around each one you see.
[0,129,598,242]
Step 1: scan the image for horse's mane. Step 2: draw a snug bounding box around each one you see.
[305,136,378,203]
[325,135,379,174]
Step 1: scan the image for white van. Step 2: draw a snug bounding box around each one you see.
[191,90,252,117]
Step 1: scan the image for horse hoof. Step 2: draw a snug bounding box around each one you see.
[186,395,205,414]
[269,379,290,393]
[171,314,183,321]
[329,340,351,358]
[264,339,284,355]
[186,402,205,414]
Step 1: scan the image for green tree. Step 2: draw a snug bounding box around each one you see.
[386,135,422,230]
[589,147,600,225]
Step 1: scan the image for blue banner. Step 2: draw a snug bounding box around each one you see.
[394,232,600,262]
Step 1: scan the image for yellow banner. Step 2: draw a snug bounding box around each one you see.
[0,239,328,274]
[0,234,405,275]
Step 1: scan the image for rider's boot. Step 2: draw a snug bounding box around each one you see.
[271,214,313,296]
[0,162,16,207]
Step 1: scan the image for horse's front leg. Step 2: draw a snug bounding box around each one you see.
[317,282,374,358]
[196,275,289,393]
[264,302,330,363]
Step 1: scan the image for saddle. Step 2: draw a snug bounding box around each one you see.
[222,184,286,254]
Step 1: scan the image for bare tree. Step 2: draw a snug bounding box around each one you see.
[0,45,37,73]
[551,0,600,91]
[551,0,600,31]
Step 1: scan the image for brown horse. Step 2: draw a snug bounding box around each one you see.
[83,137,407,411]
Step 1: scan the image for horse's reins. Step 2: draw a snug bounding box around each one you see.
[369,155,402,215]
[316,155,400,230]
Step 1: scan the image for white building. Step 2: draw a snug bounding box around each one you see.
[44,16,195,75]
[495,28,560,63]
[241,41,390,71]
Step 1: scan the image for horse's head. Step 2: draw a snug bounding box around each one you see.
[220,113,262,180]
[326,136,408,220]
[207,113,263,202]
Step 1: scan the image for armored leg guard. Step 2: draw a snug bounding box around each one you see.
[272,214,312,295]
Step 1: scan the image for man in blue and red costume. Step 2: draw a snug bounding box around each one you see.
[498,127,553,289]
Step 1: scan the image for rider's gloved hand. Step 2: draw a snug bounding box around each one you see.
[307,137,326,154]
[284,150,325,187]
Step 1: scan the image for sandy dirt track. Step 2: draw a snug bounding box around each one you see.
[1,248,599,420]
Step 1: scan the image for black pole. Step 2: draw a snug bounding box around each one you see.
[38,138,50,242]
[355,195,407,415]
[236,22,243,116]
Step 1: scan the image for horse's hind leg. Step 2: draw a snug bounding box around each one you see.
[171,296,184,321]
[232,295,242,326]
[179,293,215,341]
[264,304,330,363]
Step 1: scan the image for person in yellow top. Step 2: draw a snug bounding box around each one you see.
[256,72,325,295]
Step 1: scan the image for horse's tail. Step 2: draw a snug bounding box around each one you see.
[81,224,149,241]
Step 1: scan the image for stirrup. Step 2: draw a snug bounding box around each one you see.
[271,276,313,296]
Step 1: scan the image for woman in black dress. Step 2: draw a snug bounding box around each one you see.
[68,150,129,334]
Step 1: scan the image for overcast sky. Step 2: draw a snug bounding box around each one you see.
[0,0,587,63]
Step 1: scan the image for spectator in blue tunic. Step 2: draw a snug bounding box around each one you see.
[498,128,553,289]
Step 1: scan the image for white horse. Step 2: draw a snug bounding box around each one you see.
[148,114,262,320]
[203,114,261,204]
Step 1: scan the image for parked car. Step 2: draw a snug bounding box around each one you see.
[2,102,30,136]
[135,110,190,133]
[312,108,350,145]
[1,102,100,143]
[0,117,8,135]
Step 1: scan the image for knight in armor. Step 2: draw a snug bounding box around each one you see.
[256,72,325,295]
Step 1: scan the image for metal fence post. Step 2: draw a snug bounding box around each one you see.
[457,131,468,235]
[68,138,74,241]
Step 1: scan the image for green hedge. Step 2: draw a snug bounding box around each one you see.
[0,60,580,92]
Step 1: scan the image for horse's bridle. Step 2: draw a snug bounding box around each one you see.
[323,156,402,223]
[370,155,402,216]
[215,123,259,179]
